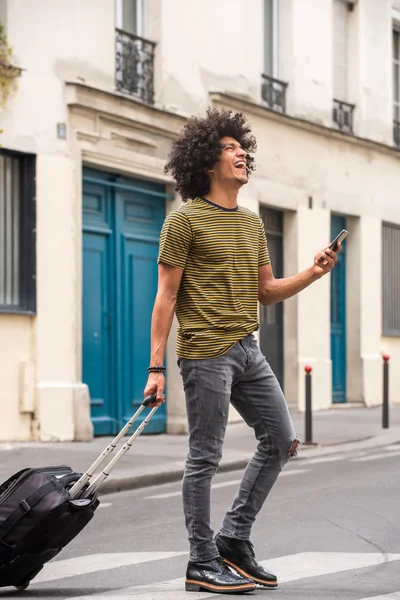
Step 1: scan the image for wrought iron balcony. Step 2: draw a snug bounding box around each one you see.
[115,29,156,104]
[394,120,400,149]
[333,99,355,134]
[261,74,288,114]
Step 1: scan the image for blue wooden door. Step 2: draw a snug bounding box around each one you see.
[82,169,166,434]
[330,215,347,403]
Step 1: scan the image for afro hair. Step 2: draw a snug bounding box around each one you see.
[164,107,257,201]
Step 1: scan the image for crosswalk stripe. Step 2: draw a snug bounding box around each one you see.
[32,552,186,585]
[36,551,400,599]
[351,451,400,462]
[357,593,400,600]
[266,552,400,583]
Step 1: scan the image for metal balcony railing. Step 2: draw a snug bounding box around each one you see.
[261,74,288,114]
[115,29,155,104]
[394,120,400,149]
[333,99,355,134]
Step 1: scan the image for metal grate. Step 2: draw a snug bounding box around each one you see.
[333,99,355,133]
[261,74,288,113]
[115,28,155,104]
[394,120,400,149]
[0,151,36,313]
[382,223,400,335]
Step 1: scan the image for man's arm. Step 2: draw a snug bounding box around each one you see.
[144,262,184,405]
[258,245,340,306]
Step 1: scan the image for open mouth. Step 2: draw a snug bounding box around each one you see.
[234,161,247,174]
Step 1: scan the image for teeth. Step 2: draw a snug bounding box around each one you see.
[236,163,246,168]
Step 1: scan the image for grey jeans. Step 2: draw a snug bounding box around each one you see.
[178,334,299,563]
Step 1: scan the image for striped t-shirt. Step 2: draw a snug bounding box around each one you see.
[158,196,270,359]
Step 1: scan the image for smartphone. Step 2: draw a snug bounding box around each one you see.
[318,229,348,263]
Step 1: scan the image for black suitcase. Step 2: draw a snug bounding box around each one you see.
[0,394,158,590]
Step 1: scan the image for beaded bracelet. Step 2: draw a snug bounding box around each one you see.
[147,365,166,373]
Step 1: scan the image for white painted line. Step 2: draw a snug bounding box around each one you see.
[145,490,179,500]
[304,453,366,465]
[32,552,187,585]
[351,451,400,463]
[98,502,113,508]
[263,552,400,584]
[384,445,400,451]
[63,552,400,600]
[280,468,309,476]
[146,468,309,499]
[357,593,400,600]
[67,578,210,600]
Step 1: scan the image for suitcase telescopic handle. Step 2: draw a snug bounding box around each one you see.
[68,393,159,500]
[142,393,158,406]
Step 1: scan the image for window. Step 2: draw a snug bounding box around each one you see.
[115,0,155,104]
[261,0,288,113]
[263,0,279,78]
[0,151,36,313]
[116,0,145,36]
[393,29,400,147]
[382,223,400,336]
[332,0,355,132]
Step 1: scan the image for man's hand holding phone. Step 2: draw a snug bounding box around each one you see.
[312,229,348,279]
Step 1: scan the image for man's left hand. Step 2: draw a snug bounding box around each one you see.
[312,242,341,279]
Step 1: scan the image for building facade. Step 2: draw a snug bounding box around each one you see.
[0,0,399,442]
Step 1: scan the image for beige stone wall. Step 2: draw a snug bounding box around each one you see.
[0,316,34,441]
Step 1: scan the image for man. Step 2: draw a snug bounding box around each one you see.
[144,108,340,594]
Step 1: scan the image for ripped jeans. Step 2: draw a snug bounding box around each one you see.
[179,334,299,563]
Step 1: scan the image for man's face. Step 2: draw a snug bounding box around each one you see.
[210,136,248,188]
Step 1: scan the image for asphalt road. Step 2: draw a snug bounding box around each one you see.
[1,442,399,600]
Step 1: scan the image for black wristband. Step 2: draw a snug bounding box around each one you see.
[147,365,166,373]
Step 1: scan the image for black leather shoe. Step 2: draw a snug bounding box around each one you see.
[215,534,278,588]
[185,557,256,594]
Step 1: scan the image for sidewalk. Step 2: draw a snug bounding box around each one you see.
[0,405,399,495]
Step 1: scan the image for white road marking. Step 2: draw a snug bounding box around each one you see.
[262,552,400,584]
[38,551,400,599]
[145,468,309,500]
[98,502,113,508]
[351,451,400,462]
[357,593,400,600]
[32,552,186,585]
[281,468,309,476]
[304,453,365,465]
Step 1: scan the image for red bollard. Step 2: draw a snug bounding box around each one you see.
[383,354,390,429]
[305,366,312,443]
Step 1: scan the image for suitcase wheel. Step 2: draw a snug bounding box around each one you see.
[15,581,30,591]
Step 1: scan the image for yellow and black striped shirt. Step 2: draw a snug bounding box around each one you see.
[158,197,270,359]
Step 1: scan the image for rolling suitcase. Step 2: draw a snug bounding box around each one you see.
[0,394,158,590]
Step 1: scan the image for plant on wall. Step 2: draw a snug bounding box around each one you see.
[0,23,21,108]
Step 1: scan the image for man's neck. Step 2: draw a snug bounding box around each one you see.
[203,185,239,210]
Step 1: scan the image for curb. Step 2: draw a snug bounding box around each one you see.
[99,429,400,496]
[100,459,251,495]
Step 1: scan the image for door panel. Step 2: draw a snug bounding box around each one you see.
[330,215,347,403]
[82,183,116,434]
[260,208,284,389]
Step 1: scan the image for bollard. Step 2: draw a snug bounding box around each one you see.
[305,365,313,444]
[382,354,390,429]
